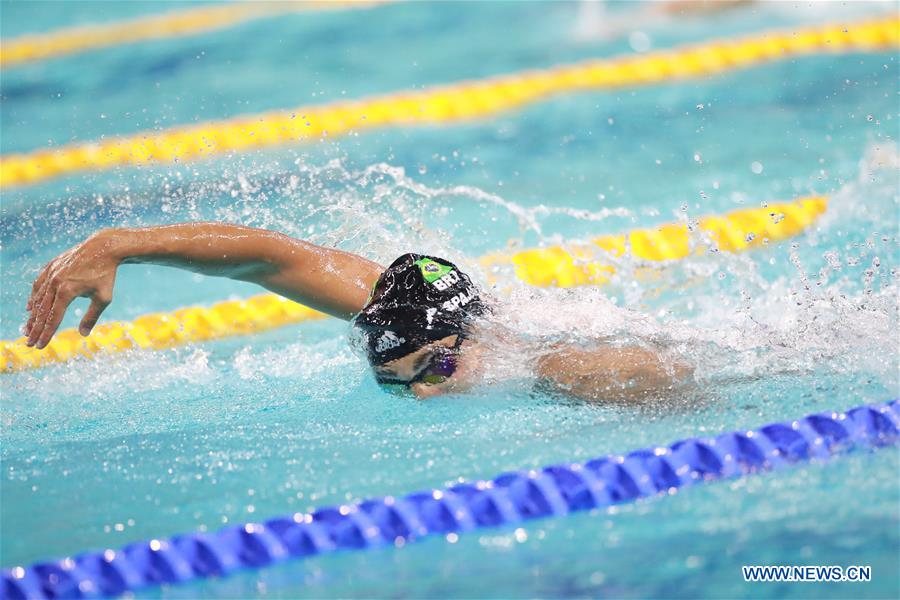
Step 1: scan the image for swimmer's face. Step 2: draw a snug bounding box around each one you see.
[374,335,460,397]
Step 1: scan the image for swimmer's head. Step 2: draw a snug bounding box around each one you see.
[351,253,486,368]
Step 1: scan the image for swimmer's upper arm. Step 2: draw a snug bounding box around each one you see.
[233,233,384,321]
[536,344,693,403]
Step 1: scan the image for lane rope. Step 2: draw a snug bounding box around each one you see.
[0,1,388,69]
[3,399,897,599]
[481,196,826,287]
[1,17,896,188]
[0,196,826,373]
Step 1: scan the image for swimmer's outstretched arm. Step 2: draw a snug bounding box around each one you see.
[24,223,384,349]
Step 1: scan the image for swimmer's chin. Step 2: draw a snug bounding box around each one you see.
[409,377,474,399]
[410,383,444,399]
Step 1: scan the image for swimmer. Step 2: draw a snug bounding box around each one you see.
[23,223,692,402]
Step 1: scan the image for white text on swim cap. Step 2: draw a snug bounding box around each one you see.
[442,287,478,311]
[432,270,460,291]
[375,331,406,353]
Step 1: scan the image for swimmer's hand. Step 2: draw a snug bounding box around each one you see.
[25,232,118,348]
[24,223,384,348]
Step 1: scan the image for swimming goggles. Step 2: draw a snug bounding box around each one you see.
[375,337,464,392]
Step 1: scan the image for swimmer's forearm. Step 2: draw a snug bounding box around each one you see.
[25,222,382,349]
[99,223,291,279]
[95,223,383,319]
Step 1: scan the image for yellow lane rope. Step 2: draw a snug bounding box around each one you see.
[481,196,826,287]
[1,196,826,372]
[1,16,896,189]
[0,1,388,69]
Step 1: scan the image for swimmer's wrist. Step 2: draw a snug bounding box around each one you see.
[89,227,144,265]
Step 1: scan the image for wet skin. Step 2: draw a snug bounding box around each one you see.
[24,223,383,349]
[376,335,483,399]
[24,223,691,402]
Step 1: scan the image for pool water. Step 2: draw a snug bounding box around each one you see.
[1,1,898,598]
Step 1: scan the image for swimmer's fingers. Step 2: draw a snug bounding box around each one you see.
[25,276,56,344]
[24,258,60,338]
[30,284,74,349]
[79,295,111,337]
[23,301,40,339]
[35,291,73,349]
[25,260,54,313]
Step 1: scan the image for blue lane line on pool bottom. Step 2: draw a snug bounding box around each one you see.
[4,400,899,600]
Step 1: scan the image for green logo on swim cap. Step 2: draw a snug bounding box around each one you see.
[415,258,452,284]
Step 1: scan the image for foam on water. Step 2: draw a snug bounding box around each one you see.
[4,142,898,406]
[292,145,898,401]
[1,150,894,502]
[2,2,898,594]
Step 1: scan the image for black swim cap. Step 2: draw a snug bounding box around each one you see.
[352,254,485,366]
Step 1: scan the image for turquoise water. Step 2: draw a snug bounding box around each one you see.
[1,1,899,598]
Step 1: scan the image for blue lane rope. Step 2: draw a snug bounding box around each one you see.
[3,400,898,599]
